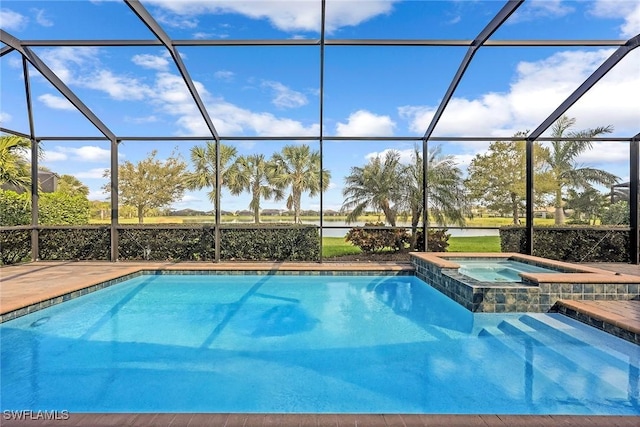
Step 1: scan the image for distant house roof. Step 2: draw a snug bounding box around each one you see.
[1,170,58,193]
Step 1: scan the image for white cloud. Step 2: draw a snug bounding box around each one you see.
[32,8,53,27]
[36,47,320,137]
[590,0,640,38]
[46,146,111,162]
[0,112,12,124]
[509,0,575,23]
[132,54,170,71]
[76,168,106,179]
[365,148,414,165]
[80,70,153,101]
[38,94,76,111]
[87,189,108,201]
[262,81,308,109]
[336,110,396,137]
[214,70,235,81]
[145,0,399,33]
[0,8,28,31]
[399,48,640,138]
[42,151,67,162]
[39,47,101,83]
[576,142,630,164]
[125,115,159,124]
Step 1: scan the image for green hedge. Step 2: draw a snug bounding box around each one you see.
[0,229,31,265]
[39,227,110,261]
[117,225,216,261]
[220,224,319,261]
[1,224,321,264]
[500,226,630,262]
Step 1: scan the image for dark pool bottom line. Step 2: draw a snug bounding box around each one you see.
[2,413,639,427]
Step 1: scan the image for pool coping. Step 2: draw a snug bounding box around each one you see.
[2,413,639,427]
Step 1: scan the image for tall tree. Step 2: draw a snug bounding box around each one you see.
[0,135,31,192]
[104,150,187,224]
[185,141,238,214]
[565,188,606,225]
[342,150,403,226]
[270,144,330,223]
[465,134,553,224]
[400,146,467,250]
[545,116,619,225]
[227,154,284,223]
[57,174,90,197]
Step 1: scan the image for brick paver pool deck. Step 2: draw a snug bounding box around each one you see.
[1,260,638,427]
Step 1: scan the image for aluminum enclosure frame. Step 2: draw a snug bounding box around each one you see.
[1,0,638,263]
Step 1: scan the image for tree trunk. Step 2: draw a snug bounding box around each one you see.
[293,190,302,224]
[137,206,144,224]
[511,192,519,225]
[554,187,565,225]
[409,206,421,251]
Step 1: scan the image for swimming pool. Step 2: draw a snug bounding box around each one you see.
[1,274,638,414]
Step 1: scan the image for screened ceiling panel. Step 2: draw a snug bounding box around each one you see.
[493,0,633,40]
[323,46,467,137]
[561,48,640,139]
[141,0,322,40]
[327,0,507,40]
[0,0,153,40]
[27,46,206,137]
[27,64,105,137]
[431,46,617,138]
[179,46,320,137]
[0,51,30,135]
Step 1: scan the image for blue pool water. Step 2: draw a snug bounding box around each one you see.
[1,274,638,414]
[454,259,558,282]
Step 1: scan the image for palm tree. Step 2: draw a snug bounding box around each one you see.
[400,146,467,249]
[270,144,330,224]
[341,150,403,226]
[545,116,619,225]
[185,141,237,214]
[0,135,31,192]
[227,154,284,223]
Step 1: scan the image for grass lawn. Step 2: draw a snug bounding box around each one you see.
[322,237,361,258]
[321,235,501,257]
[447,236,501,252]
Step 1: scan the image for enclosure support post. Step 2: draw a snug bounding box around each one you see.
[630,137,639,264]
[422,138,429,252]
[525,138,534,255]
[214,138,221,263]
[23,57,38,261]
[318,0,326,263]
[110,139,119,262]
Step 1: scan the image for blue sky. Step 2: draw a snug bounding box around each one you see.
[1,0,639,214]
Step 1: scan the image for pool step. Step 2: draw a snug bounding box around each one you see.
[492,318,632,392]
[484,319,631,397]
[518,314,634,367]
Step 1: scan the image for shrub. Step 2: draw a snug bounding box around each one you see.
[0,189,30,226]
[0,189,90,226]
[220,224,319,261]
[415,228,450,252]
[601,201,629,225]
[39,192,90,225]
[39,227,110,261]
[500,225,629,262]
[0,229,31,264]
[118,225,216,261]
[345,222,409,253]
